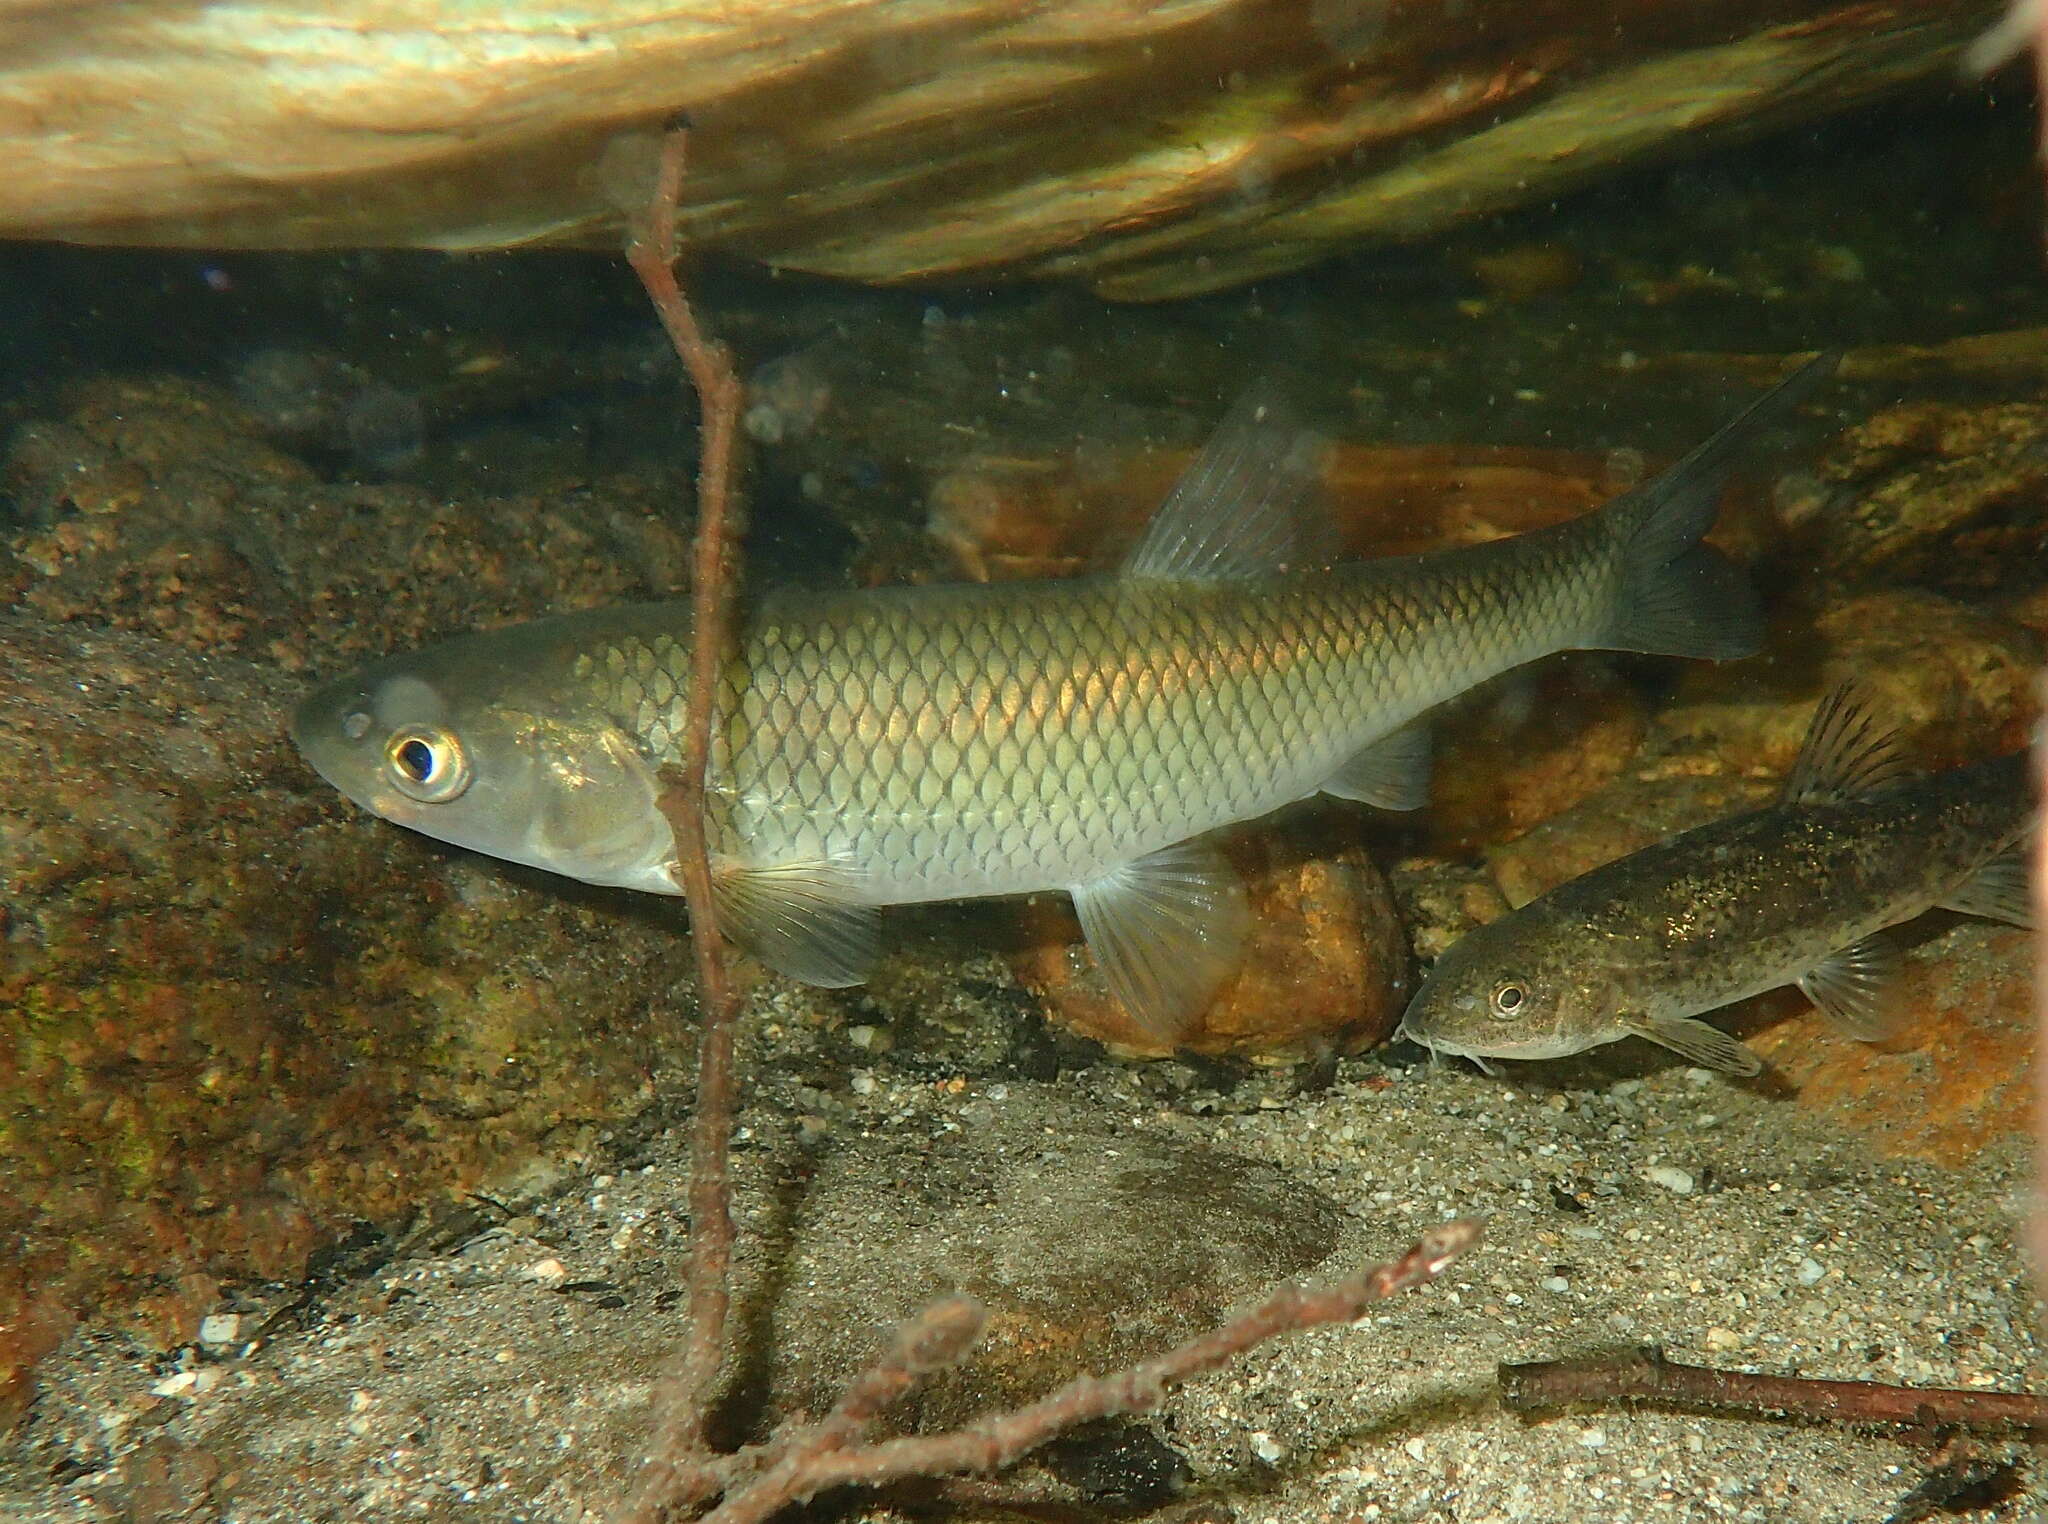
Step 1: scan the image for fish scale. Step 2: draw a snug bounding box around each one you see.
[293,360,1831,1038]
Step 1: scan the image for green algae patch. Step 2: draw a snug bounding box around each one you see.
[0,610,693,1423]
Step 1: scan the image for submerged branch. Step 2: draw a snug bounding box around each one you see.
[1501,1345,2048,1437]
[618,119,751,1524]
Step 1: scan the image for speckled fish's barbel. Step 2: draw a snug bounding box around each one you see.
[293,359,1833,1040]
[1400,684,2036,1077]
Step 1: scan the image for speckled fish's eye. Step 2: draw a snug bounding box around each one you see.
[383,725,472,803]
[1489,981,1526,1020]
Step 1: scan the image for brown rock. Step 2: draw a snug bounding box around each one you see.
[1665,590,2042,774]
[1486,771,1773,910]
[1425,659,1651,858]
[928,439,1775,584]
[1010,812,1406,1058]
[1746,923,2032,1165]
[0,2,1978,300]
[765,1091,1345,1429]
[1797,399,2048,595]
[2,374,695,674]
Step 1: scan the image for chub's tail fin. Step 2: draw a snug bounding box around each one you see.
[1601,350,1839,660]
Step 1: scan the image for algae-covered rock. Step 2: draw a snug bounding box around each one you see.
[0,378,715,1425]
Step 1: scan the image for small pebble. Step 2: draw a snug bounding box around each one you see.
[1250,1431,1285,1463]
[1578,1427,1607,1450]
[1541,1276,1570,1293]
[1644,1165,1695,1195]
[1797,1256,1826,1286]
[524,1257,569,1284]
[197,1313,242,1348]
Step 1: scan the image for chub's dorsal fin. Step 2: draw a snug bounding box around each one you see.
[1120,388,1331,583]
[1782,682,1913,806]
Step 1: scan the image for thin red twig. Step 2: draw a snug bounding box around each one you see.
[619,121,750,1522]
[1500,1345,2048,1437]
[692,1220,1482,1524]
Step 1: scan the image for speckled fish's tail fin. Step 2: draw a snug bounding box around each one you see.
[1598,350,1839,661]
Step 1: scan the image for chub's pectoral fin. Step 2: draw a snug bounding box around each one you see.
[1322,722,1432,811]
[1797,931,1903,1041]
[711,857,880,988]
[1940,844,2034,928]
[1618,1013,1762,1076]
[1070,838,1250,1042]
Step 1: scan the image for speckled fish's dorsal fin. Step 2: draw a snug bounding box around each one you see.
[1617,1013,1763,1076]
[712,856,880,988]
[1781,682,1913,806]
[1797,930,1904,1041]
[1322,720,1432,811]
[1941,843,2035,928]
[1120,388,1332,583]
[1069,837,1250,1042]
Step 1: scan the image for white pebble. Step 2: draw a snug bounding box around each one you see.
[1797,1257,1825,1285]
[850,1070,877,1095]
[1644,1165,1695,1195]
[1404,1437,1428,1462]
[150,1371,198,1399]
[1541,1276,1570,1293]
[1249,1431,1285,1463]
[1578,1427,1607,1449]
[197,1313,242,1348]
[524,1257,569,1285]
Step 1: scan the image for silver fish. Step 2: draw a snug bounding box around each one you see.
[1399,684,2036,1076]
[292,361,1831,1041]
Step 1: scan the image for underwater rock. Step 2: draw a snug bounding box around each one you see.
[1485,771,1776,910]
[1,374,695,672]
[927,439,1772,584]
[1793,398,2048,595]
[1010,814,1407,1058]
[1663,589,2043,775]
[764,1091,1345,1429]
[0,2,1992,297]
[1423,659,1651,859]
[1747,922,2032,1164]
[0,611,694,1425]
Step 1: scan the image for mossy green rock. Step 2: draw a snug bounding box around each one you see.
[0,610,694,1422]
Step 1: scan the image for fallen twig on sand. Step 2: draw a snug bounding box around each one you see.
[610,118,1483,1524]
[1500,1345,2048,1438]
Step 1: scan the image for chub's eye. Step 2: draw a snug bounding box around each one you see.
[383,725,472,803]
[1488,981,1527,1020]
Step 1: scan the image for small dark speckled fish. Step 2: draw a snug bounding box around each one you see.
[1401,684,2036,1076]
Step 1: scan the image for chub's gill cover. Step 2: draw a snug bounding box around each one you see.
[293,360,1832,1040]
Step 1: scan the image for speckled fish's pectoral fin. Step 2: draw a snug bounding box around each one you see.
[1617,1013,1762,1076]
[1940,844,2034,928]
[1781,683,1912,806]
[1321,721,1432,811]
[1070,838,1250,1042]
[1119,388,1331,584]
[1797,931,1904,1042]
[710,857,880,989]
